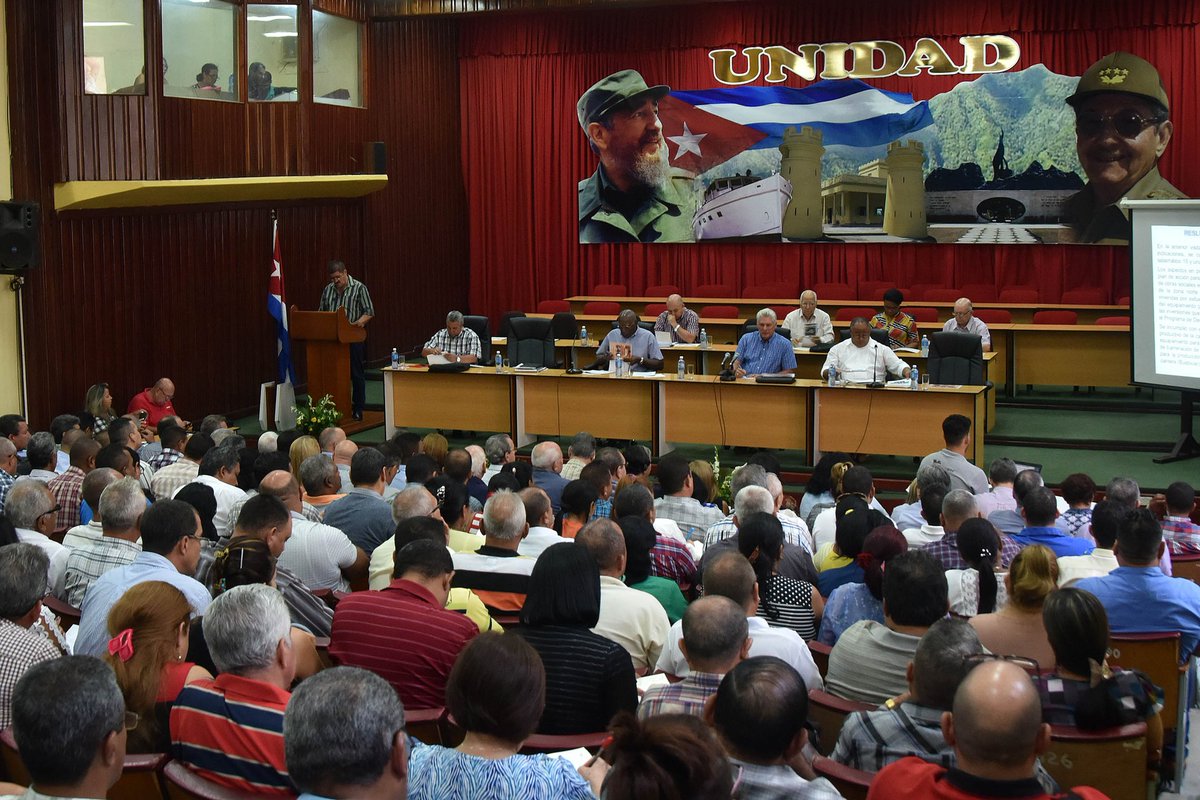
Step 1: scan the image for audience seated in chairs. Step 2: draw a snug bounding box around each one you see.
[0,545,63,730]
[593,712,732,800]
[969,544,1058,668]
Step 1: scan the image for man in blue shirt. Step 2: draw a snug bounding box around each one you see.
[1076,508,1200,662]
[734,308,797,378]
[594,308,664,372]
[76,498,212,656]
[1010,487,1093,559]
[323,448,399,554]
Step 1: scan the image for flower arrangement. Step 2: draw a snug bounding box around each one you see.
[712,445,742,505]
[292,394,342,436]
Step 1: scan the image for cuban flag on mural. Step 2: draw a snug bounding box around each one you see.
[659,79,934,173]
[268,216,298,430]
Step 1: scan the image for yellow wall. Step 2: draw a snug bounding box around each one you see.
[0,0,24,414]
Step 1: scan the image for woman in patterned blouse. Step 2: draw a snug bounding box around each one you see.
[869,288,920,350]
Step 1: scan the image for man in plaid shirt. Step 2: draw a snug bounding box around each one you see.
[638,596,749,719]
[62,477,145,607]
[654,455,725,543]
[1161,480,1200,555]
[48,438,99,531]
[0,438,17,515]
[0,545,64,728]
[421,310,481,364]
[319,259,374,420]
[148,424,188,471]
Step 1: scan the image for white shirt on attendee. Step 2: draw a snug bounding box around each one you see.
[1057,548,1118,587]
[902,524,945,547]
[518,526,570,559]
[277,511,360,592]
[16,527,70,597]
[941,315,991,349]
[180,475,246,539]
[820,339,910,383]
[656,615,823,691]
[55,450,70,474]
[782,307,834,347]
[592,575,670,672]
[62,519,104,550]
[653,517,686,544]
[973,486,1015,518]
[29,469,57,481]
[811,497,892,550]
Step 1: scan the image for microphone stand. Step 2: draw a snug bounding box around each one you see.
[719,352,735,382]
[867,343,884,388]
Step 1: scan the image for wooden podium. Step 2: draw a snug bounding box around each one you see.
[290,307,366,415]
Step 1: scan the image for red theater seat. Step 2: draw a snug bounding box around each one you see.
[906,307,940,323]
[811,282,854,300]
[923,288,962,303]
[582,301,621,315]
[1095,316,1130,326]
[645,284,680,297]
[644,303,668,317]
[592,283,627,296]
[1061,287,1108,305]
[1117,296,1130,306]
[1032,310,1078,324]
[857,281,896,301]
[908,283,942,300]
[700,304,740,318]
[999,288,1040,304]
[743,282,794,298]
[835,307,877,321]
[973,309,1012,324]
[536,300,570,314]
[692,284,733,298]
[961,283,998,303]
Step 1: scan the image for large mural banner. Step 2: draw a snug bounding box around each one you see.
[577,42,1185,246]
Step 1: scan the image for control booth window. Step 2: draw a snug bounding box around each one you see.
[161,0,238,102]
[247,4,299,102]
[312,10,362,108]
[82,0,146,95]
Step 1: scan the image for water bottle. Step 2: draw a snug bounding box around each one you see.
[828,366,837,388]
[911,366,919,391]
[614,352,624,377]
[390,347,399,369]
[495,351,503,372]
[677,356,686,380]
[920,335,929,356]
[579,325,588,346]
[699,328,708,349]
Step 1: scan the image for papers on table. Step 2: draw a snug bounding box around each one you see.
[886,379,912,388]
[514,364,548,372]
[583,369,610,375]
[551,747,595,768]
[630,372,663,378]
[426,354,450,365]
[637,673,670,693]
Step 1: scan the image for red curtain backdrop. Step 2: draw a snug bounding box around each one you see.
[458,0,1200,320]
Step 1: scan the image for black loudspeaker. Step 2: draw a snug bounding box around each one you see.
[0,202,39,273]
[363,142,386,174]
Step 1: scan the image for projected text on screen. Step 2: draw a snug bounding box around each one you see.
[1152,225,1200,381]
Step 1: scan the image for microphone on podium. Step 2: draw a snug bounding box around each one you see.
[867,343,885,388]
[719,352,735,382]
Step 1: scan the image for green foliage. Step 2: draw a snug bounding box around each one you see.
[292,394,341,436]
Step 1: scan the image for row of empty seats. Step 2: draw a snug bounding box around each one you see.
[577,283,1129,305]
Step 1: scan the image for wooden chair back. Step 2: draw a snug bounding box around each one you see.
[111,753,170,800]
[1107,633,1185,739]
[812,755,872,800]
[0,728,28,785]
[520,731,608,754]
[1170,554,1200,586]
[406,707,446,745]
[161,760,261,800]
[808,641,832,678]
[42,595,81,631]
[1043,722,1150,800]
[807,690,874,756]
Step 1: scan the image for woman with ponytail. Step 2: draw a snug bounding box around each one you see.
[945,517,1008,617]
[1041,588,1163,772]
[737,512,823,640]
[969,543,1058,667]
[104,581,212,753]
[817,525,907,645]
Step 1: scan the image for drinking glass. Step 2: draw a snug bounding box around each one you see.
[921,373,931,390]
[686,364,695,381]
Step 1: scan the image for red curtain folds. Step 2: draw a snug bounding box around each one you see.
[458,0,1199,319]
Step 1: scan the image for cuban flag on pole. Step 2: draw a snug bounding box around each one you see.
[268,214,298,430]
[660,79,934,174]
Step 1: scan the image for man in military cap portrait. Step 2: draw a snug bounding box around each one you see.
[577,69,697,243]
[1064,51,1186,243]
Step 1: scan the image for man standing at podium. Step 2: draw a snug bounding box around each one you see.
[319,260,374,421]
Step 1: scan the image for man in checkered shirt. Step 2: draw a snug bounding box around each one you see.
[0,544,64,728]
[421,310,481,364]
[62,477,145,607]
[319,259,375,420]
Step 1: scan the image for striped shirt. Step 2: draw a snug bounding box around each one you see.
[151,459,198,502]
[63,536,141,607]
[733,331,797,375]
[758,575,819,640]
[871,310,920,349]
[704,513,812,554]
[654,495,725,543]
[638,670,722,719]
[319,274,374,323]
[149,447,185,471]
[651,535,697,586]
[329,579,478,710]
[516,624,637,734]
[170,674,293,796]
[423,327,481,358]
[654,307,700,343]
[451,546,536,612]
[47,466,86,530]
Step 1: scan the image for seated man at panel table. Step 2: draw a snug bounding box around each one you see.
[820,317,912,383]
[653,293,700,344]
[733,307,797,378]
[782,289,835,348]
[871,288,920,350]
[941,297,992,352]
[593,308,664,372]
[421,310,481,364]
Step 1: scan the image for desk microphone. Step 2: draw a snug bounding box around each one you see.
[867,343,885,388]
[565,343,582,375]
[719,352,735,382]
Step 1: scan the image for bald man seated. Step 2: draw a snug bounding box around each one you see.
[127,377,186,428]
[653,294,700,344]
[940,298,991,352]
[867,660,1110,800]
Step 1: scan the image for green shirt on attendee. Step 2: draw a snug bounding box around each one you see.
[627,575,688,624]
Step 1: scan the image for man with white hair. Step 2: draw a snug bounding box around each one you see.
[482,434,515,484]
[451,490,535,612]
[421,310,480,364]
[369,485,450,589]
[734,308,797,378]
[941,297,992,351]
[699,484,819,588]
[560,432,596,481]
[170,584,296,795]
[703,465,811,552]
[7,479,70,594]
[464,444,488,507]
[783,290,835,348]
[257,430,279,454]
[0,545,63,729]
[0,437,19,514]
[531,440,569,515]
[62,477,144,606]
